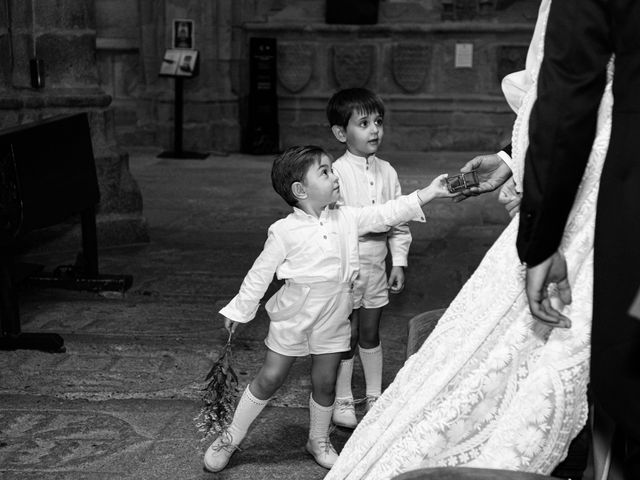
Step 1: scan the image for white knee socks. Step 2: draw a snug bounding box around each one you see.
[336,347,382,400]
[309,394,334,439]
[226,385,269,445]
[359,344,382,397]
[335,357,355,400]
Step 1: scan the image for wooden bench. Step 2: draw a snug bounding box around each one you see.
[0,113,132,352]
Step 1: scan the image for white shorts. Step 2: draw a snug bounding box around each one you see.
[264,281,353,357]
[352,258,389,310]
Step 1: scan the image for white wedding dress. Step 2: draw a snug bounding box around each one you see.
[325,1,614,478]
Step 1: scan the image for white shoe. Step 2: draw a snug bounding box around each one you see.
[332,398,357,429]
[203,434,238,472]
[306,436,339,469]
[365,395,379,413]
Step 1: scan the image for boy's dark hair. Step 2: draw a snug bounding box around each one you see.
[271,145,331,206]
[326,88,385,129]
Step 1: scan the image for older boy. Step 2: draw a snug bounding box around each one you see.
[326,88,411,428]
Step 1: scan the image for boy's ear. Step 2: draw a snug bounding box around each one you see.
[291,181,307,200]
[331,125,347,144]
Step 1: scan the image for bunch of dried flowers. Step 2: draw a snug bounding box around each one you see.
[194,330,239,445]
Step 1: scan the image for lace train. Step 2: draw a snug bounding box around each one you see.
[325,7,614,480]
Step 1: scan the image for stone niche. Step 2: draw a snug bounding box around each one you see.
[240,0,537,153]
[0,0,148,250]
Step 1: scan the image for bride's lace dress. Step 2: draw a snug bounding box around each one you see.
[325,2,614,479]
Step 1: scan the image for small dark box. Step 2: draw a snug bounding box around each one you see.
[446,171,480,193]
[326,0,379,25]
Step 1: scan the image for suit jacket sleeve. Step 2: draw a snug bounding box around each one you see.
[516,0,612,266]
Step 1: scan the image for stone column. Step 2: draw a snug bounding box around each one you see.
[0,0,147,248]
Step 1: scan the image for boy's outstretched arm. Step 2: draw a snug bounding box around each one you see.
[354,174,455,237]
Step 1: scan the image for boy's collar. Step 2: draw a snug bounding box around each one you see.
[292,206,308,217]
[345,150,377,163]
[292,205,331,218]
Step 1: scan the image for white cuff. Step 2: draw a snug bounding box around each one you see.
[496,150,512,164]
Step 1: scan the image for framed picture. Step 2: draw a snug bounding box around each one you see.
[176,50,198,76]
[159,49,198,78]
[173,19,194,49]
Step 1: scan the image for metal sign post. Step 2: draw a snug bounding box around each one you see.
[158,23,208,159]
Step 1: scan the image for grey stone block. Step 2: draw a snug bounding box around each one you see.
[405,308,446,359]
[36,0,95,30]
[37,34,98,86]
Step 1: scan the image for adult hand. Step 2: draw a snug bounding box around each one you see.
[525,251,572,328]
[498,178,522,218]
[454,153,513,202]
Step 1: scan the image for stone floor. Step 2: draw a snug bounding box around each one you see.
[0,148,513,479]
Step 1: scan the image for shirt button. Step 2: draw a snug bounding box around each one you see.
[370,181,374,185]
[372,200,375,204]
[323,235,327,239]
[320,222,323,226]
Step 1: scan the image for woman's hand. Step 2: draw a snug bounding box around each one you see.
[498,178,522,218]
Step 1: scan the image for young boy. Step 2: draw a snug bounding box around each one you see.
[326,88,409,428]
[203,145,453,473]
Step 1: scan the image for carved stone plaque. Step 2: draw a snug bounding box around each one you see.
[278,43,314,93]
[392,43,430,93]
[332,45,374,89]
[497,45,528,84]
[440,0,500,20]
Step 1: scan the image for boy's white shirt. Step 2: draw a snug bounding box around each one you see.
[332,150,412,267]
[219,192,426,324]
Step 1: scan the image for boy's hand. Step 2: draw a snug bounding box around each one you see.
[429,173,458,199]
[417,174,459,204]
[220,314,239,334]
[388,266,405,294]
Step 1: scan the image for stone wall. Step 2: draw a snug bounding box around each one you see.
[257,21,532,153]
[0,0,147,248]
[95,0,538,153]
[96,0,243,153]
